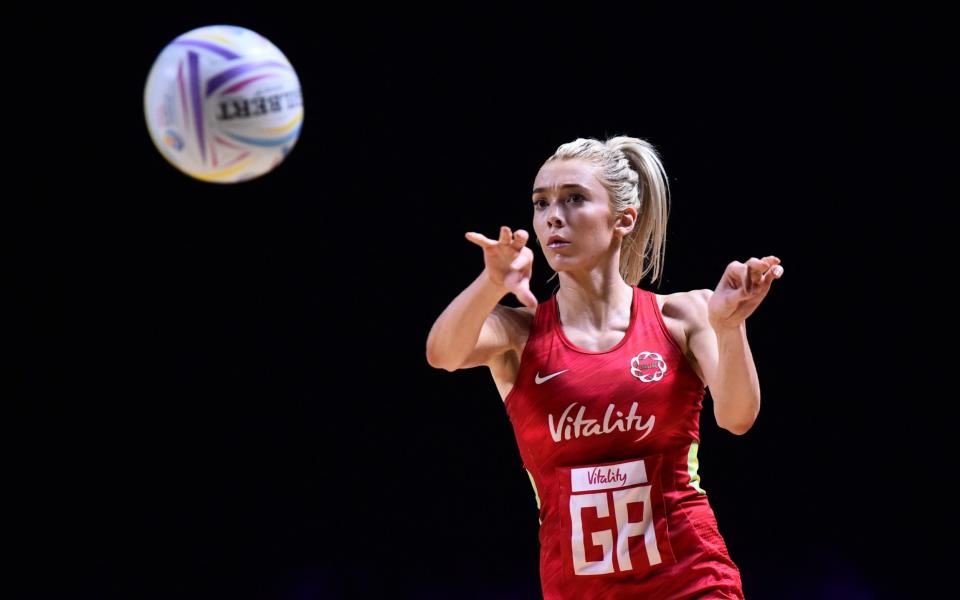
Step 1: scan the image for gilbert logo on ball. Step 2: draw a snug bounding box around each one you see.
[144,25,303,183]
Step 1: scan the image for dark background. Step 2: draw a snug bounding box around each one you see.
[22,6,949,599]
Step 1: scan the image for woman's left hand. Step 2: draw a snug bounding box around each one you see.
[708,256,784,330]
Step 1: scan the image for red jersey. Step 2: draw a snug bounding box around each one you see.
[503,285,744,599]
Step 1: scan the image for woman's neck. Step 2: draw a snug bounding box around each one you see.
[555,272,633,331]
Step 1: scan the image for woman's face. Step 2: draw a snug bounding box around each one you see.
[531,159,620,273]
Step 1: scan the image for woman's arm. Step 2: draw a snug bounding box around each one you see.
[686,256,784,435]
[425,271,510,371]
[426,226,538,372]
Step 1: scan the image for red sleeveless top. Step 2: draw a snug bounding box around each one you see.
[503,285,744,599]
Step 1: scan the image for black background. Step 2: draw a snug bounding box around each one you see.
[21,6,949,599]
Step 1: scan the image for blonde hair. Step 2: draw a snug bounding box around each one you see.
[543,136,670,287]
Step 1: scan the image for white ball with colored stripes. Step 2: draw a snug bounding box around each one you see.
[144,25,303,183]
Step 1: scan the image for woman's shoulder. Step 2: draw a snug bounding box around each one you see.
[648,289,712,387]
[503,304,537,353]
[655,288,712,320]
[654,289,713,355]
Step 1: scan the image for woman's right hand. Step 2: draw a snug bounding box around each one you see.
[465,226,538,309]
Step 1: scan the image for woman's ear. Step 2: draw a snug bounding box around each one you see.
[615,206,638,237]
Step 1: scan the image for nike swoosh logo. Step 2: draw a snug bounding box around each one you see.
[535,369,569,384]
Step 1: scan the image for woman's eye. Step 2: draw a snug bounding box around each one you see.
[533,195,582,209]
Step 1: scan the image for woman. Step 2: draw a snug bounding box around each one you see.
[426,136,783,599]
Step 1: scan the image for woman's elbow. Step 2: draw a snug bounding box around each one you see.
[425,343,457,372]
[723,421,753,436]
[719,413,757,435]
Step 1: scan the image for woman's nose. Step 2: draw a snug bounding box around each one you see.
[546,202,564,225]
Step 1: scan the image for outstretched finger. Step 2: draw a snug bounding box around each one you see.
[465,231,497,248]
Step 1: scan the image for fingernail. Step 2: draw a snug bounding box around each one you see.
[774,266,783,276]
